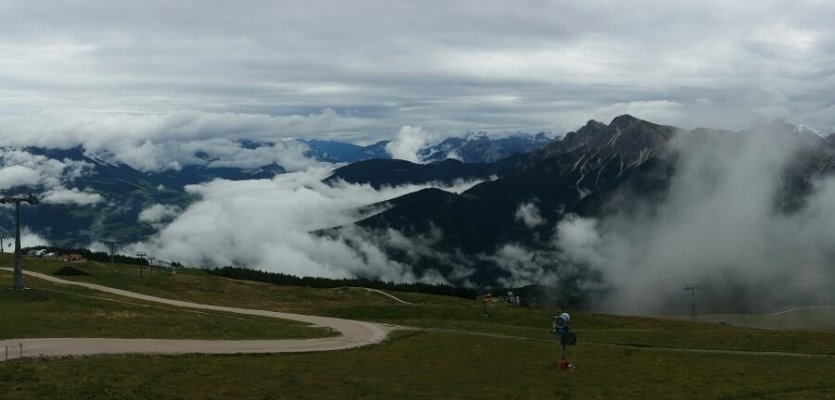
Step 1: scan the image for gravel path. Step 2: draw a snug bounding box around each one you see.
[0,269,392,362]
[356,287,413,304]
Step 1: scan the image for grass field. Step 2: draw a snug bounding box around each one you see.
[1,332,833,400]
[1,254,834,399]
[698,307,835,331]
[0,270,333,340]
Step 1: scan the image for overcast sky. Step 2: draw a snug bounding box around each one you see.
[1,0,834,144]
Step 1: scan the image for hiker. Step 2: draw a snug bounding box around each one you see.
[550,310,576,370]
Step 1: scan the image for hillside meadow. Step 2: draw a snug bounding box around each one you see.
[0,255,833,399]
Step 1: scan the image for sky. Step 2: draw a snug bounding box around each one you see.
[1,0,834,146]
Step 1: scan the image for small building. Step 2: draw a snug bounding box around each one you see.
[26,249,49,257]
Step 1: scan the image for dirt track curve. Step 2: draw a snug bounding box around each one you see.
[0,268,393,361]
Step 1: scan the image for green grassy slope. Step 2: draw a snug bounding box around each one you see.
[1,254,833,399]
[0,269,332,340]
[1,332,833,400]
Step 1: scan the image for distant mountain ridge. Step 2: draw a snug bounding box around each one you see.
[417,132,554,163]
[303,131,554,164]
[0,132,555,246]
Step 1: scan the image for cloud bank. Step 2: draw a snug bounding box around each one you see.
[2,1,835,139]
[0,109,363,172]
[553,129,835,313]
[128,167,482,283]
[0,148,101,205]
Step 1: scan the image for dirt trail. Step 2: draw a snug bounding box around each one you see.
[356,287,413,304]
[0,268,392,362]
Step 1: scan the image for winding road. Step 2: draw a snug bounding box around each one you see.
[0,269,393,362]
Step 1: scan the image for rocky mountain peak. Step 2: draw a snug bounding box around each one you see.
[563,115,672,153]
[547,115,677,190]
[609,114,642,128]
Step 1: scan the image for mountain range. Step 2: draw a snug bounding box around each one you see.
[302,131,553,164]
[3,114,834,307]
[0,133,554,246]
[324,115,835,292]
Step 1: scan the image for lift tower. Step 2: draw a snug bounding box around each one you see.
[103,238,120,272]
[1,194,39,290]
[684,284,702,322]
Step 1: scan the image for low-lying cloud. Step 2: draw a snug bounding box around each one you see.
[0,148,101,205]
[40,188,103,206]
[385,126,438,163]
[128,166,482,283]
[0,149,93,190]
[514,201,545,228]
[138,204,182,224]
[554,129,835,313]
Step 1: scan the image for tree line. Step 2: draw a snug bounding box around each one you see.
[22,246,183,268]
[208,266,477,300]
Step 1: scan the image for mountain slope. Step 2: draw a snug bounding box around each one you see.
[305,133,553,164]
[355,115,678,252]
[324,158,522,188]
[340,115,835,289]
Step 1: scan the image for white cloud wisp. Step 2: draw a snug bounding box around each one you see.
[129,166,483,283]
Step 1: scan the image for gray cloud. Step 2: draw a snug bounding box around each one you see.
[0,109,355,171]
[19,228,49,248]
[554,130,835,314]
[385,126,438,163]
[0,149,93,189]
[40,187,103,206]
[458,128,835,314]
[0,148,102,205]
[138,203,181,224]
[126,166,483,282]
[1,1,833,139]
[514,201,545,228]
